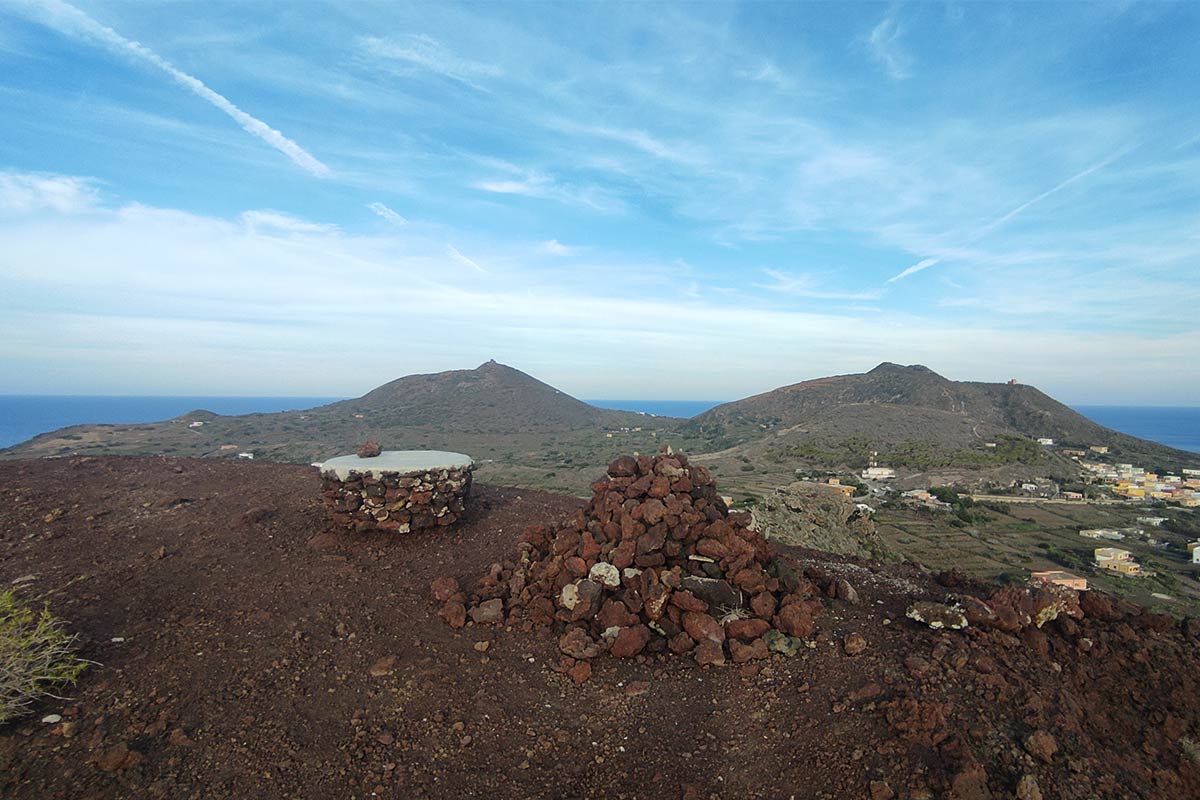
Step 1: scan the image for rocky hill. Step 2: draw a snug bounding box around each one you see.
[3,454,1200,799]
[0,362,669,494]
[683,362,1200,472]
[331,360,618,433]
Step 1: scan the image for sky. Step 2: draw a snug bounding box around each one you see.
[1,1,1198,404]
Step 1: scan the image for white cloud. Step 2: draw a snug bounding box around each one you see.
[0,185,1196,401]
[867,14,912,80]
[539,239,576,256]
[240,210,337,234]
[22,0,330,177]
[367,202,408,225]
[472,171,622,213]
[0,170,98,214]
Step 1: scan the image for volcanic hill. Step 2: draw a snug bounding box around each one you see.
[683,362,1200,472]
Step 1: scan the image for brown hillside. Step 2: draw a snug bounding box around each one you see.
[2,456,1200,799]
[331,360,615,433]
[684,362,1200,469]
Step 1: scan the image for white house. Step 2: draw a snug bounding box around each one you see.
[1037,438,1055,446]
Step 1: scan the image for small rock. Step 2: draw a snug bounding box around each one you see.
[763,629,803,657]
[568,660,592,685]
[843,632,868,656]
[473,640,490,653]
[836,578,861,605]
[368,655,399,676]
[588,562,621,588]
[694,640,726,666]
[470,598,505,625]
[610,625,652,658]
[41,714,62,724]
[1024,730,1058,763]
[168,728,195,747]
[357,440,382,458]
[96,742,133,772]
[1016,775,1043,800]
[376,731,395,745]
[870,780,896,800]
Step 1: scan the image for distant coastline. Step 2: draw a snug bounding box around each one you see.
[1072,405,1200,454]
[0,396,345,450]
[1,395,1198,455]
[585,399,725,419]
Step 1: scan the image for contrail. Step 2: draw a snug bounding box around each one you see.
[887,145,1133,282]
[24,0,330,178]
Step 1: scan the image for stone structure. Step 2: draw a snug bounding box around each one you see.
[319,450,474,533]
[433,449,852,668]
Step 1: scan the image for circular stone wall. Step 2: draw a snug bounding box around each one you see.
[319,450,474,533]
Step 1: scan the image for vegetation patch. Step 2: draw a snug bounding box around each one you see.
[0,589,89,725]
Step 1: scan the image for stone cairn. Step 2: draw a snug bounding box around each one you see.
[433,449,844,675]
[322,458,473,534]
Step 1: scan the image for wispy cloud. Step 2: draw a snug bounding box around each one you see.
[446,244,487,274]
[240,210,337,234]
[472,170,621,213]
[0,170,97,214]
[758,268,885,300]
[367,202,408,225]
[358,35,501,89]
[22,0,330,177]
[867,13,912,80]
[539,239,576,256]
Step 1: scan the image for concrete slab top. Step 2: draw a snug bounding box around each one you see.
[319,450,474,480]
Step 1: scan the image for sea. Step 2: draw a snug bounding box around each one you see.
[0,396,1198,454]
[0,396,344,450]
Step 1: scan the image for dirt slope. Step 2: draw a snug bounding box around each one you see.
[1,457,1199,799]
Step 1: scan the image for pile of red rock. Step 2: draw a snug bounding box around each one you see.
[433,449,848,673]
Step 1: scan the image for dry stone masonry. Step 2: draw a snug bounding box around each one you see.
[433,449,858,670]
[320,450,474,533]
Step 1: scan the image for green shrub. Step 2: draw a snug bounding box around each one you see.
[1,589,88,725]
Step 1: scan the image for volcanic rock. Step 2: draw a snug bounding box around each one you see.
[436,449,831,666]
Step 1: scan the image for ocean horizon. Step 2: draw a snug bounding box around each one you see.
[1,395,1198,454]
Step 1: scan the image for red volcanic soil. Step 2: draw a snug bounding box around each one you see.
[1,456,1199,799]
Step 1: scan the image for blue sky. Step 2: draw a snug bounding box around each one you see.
[1,1,1198,403]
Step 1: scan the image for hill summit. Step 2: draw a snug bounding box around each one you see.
[331,360,610,433]
[684,362,1197,469]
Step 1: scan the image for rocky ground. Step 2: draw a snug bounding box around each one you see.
[2,456,1199,799]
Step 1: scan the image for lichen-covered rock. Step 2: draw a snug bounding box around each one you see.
[906,601,968,631]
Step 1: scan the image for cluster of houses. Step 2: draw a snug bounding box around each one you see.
[898,488,951,510]
[1073,457,1200,507]
[1093,547,1145,576]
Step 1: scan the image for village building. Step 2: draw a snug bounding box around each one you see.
[1037,438,1055,446]
[1030,570,1088,591]
[1080,528,1125,540]
[1094,547,1142,575]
